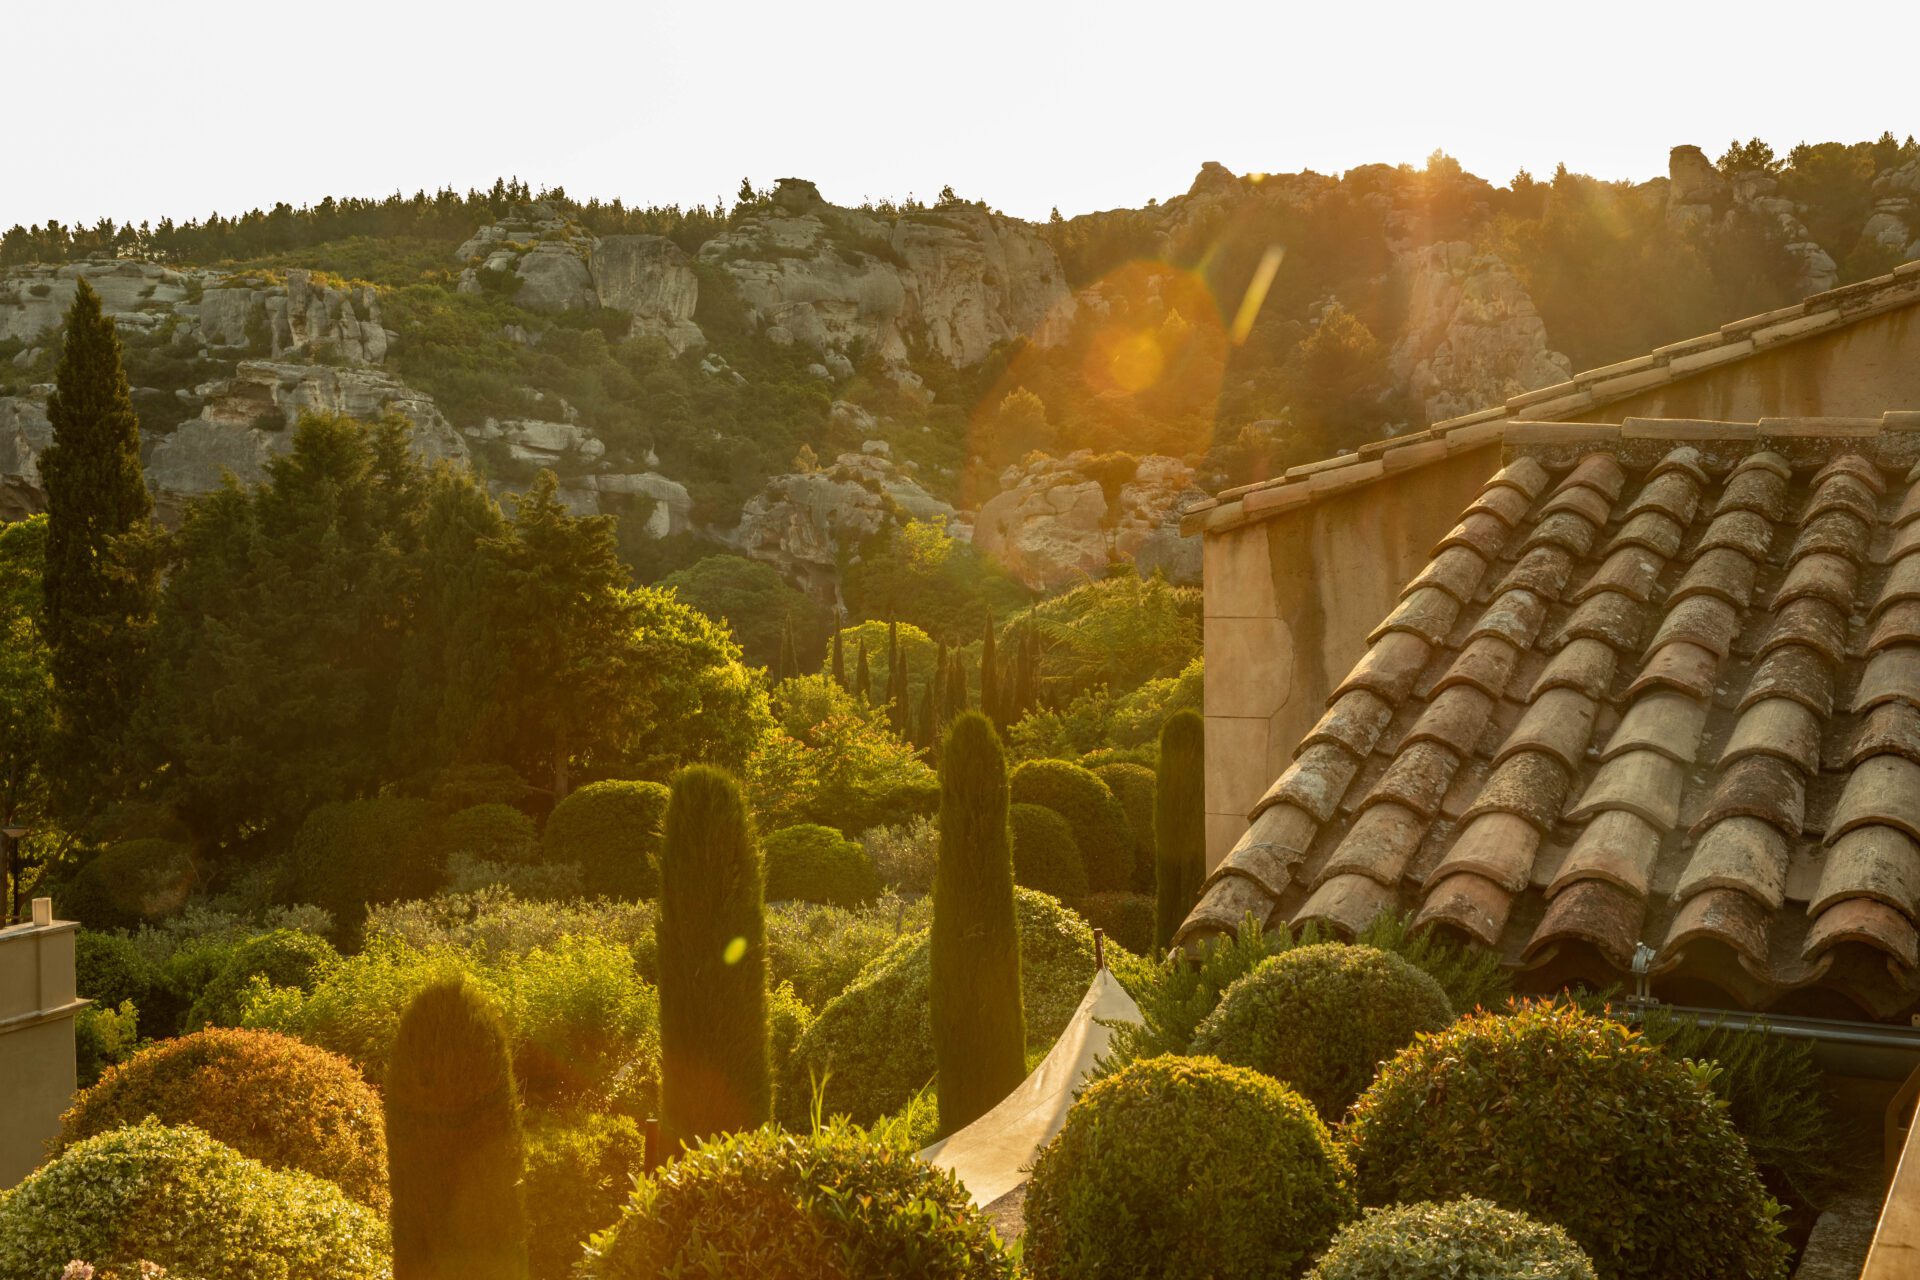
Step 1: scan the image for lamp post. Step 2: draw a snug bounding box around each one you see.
[2,825,27,924]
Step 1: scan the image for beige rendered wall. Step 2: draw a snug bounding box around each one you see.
[0,906,82,1189]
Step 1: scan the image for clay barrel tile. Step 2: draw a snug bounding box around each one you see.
[1647,445,1711,487]
[1465,482,1535,528]
[1423,811,1541,893]
[1600,689,1708,764]
[1848,702,1920,767]
[1802,472,1879,525]
[1758,598,1849,668]
[1405,545,1489,604]
[1462,750,1574,831]
[1790,509,1870,563]
[1407,685,1496,757]
[1648,595,1741,660]
[1496,687,1600,772]
[1771,552,1858,613]
[1551,589,1649,654]
[1662,887,1771,969]
[1803,897,1920,970]
[1556,452,1627,503]
[1566,749,1687,829]
[1574,546,1665,604]
[1432,635,1520,700]
[1495,544,1576,599]
[1690,755,1807,837]
[1525,510,1602,558]
[1625,641,1719,700]
[1254,742,1361,824]
[1810,826,1920,917]
[1828,755,1920,842]
[1294,872,1400,939]
[1812,452,1886,496]
[1606,511,1687,559]
[1366,740,1463,818]
[1851,646,1920,714]
[1880,520,1920,566]
[1671,547,1760,609]
[1527,878,1647,969]
[1740,644,1835,717]
[1674,815,1792,909]
[1301,689,1396,759]
[1538,484,1614,528]
[1437,511,1513,560]
[1623,470,1702,525]
[1213,802,1321,898]
[1413,872,1514,947]
[1731,449,1792,482]
[1531,636,1620,701]
[1470,588,1551,650]
[1721,697,1822,773]
[1872,556,1920,622]
[1487,455,1552,500]
[1712,467,1790,521]
[1331,630,1432,705]
[1868,601,1920,652]
[1548,809,1664,898]
[1317,801,1428,887]
[1696,510,1776,560]
[1369,586,1462,646]
[1894,483,1920,528]
[1175,874,1278,948]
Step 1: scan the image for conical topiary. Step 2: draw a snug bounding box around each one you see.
[385,976,529,1280]
[657,765,770,1147]
[1154,709,1207,951]
[931,712,1026,1135]
[979,612,999,726]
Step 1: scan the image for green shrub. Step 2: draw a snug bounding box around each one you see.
[762,823,882,906]
[1010,801,1088,899]
[1307,1198,1597,1280]
[544,779,669,898]
[1343,1003,1790,1280]
[524,1110,645,1280]
[1192,943,1452,1119]
[74,930,159,1008]
[1024,1055,1354,1279]
[1355,910,1512,1014]
[386,976,529,1280]
[1072,891,1156,956]
[763,893,932,1011]
[779,888,1142,1128]
[581,1123,1014,1279]
[279,796,445,933]
[1103,915,1283,1068]
[1091,761,1155,891]
[57,839,197,931]
[73,999,140,1088]
[862,814,938,892]
[1010,759,1132,892]
[367,889,658,967]
[0,1119,388,1280]
[183,928,338,1031]
[493,934,662,1112]
[768,980,813,1098]
[1153,710,1206,949]
[58,1027,389,1211]
[444,802,539,862]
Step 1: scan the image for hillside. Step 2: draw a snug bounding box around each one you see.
[4,136,1917,617]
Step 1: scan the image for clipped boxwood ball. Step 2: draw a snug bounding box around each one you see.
[58,838,197,931]
[57,1027,388,1211]
[544,779,670,898]
[184,928,338,1031]
[762,823,882,906]
[1024,1055,1354,1279]
[0,1119,389,1280]
[1308,1198,1596,1280]
[1010,759,1133,892]
[1343,1003,1790,1280]
[1072,890,1156,956]
[1011,802,1088,899]
[1091,761,1156,891]
[583,1123,1013,1279]
[1191,942,1452,1119]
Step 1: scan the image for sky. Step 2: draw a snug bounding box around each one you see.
[11,0,1915,231]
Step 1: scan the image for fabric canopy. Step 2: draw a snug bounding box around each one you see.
[917,967,1142,1207]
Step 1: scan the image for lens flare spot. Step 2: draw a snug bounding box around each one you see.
[1104,329,1166,393]
[723,936,748,965]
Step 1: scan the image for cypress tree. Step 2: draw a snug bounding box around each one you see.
[931,711,1026,1135]
[855,638,872,702]
[830,616,846,689]
[1154,710,1207,952]
[1009,624,1036,723]
[657,765,770,1146]
[916,675,937,751]
[946,650,968,723]
[385,976,529,1280]
[39,278,155,814]
[979,612,1000,726]
[887,619,910,736]
[776,616,798,683]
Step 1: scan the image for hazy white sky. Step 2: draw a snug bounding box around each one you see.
[11,0,1913,230]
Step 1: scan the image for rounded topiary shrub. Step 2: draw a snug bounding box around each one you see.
[1024,1055,1354,1279]
[1091,761,1156,891]
[1191,942,1453,1119]
[762,823,882,906]
[1344,1003,1790,1280]
[73,929,159,1009]
[545,779,670,898]
[779,888,1144,1128]
[526,1110,646,1280]
[57,1027,388,1211]
[1307,1198,1597,1280]
[1010,759,1133,892]
[1010,801,1088,899]
[184,928,338,1031]
[58,839,197,931]
[0,1119,389,1280]
[582,1123,1013,1279]
[280,796,444,931]
[444,802,539,863]
[1072,890,1156,956]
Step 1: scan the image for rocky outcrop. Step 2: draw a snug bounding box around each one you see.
[591,235,704,354]
[1665,145,1838,294]
[1857,159,1920,264]
[0,394,50,520]
[455,205,599,313]
[973,452,1204,592]
[1390,242,1572,424]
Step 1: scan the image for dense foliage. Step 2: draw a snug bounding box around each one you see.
[762,823,882,906]
[542,780,669,898]
[1009,801,1088,899]
[524,1111,646,1280]
[1153,710,1205,949]
[1009,759,1133,892]
[1307,1199,1597,1280]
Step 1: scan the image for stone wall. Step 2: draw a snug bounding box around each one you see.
[0,902,80,1189]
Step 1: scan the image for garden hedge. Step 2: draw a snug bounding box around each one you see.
[1072,890,1156,956]
[1307,1198,1596,1280]
[1009,759,1133,893]
[544,779,670,898]
[762,823,882,906]
[183,928,338,1031]
[1010,801,1088,900]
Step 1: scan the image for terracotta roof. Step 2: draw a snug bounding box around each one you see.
[1179,418,1920,1018]
[1184,262,1920,537]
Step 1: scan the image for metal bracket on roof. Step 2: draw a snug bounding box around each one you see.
[1627,943,1658,1011]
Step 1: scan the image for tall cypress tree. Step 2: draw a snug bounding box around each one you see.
[946,650,968,722]
[386,976,529,1280]
[830,615,846,689]
[776,616,798,684]
[979,612,1000,726]
[887,619,910,736]
[657,765,770,1146]
[854,639,872,703]
[1154,710,1207,952]
[39,278,155,814]
[931,711,1025,1135]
